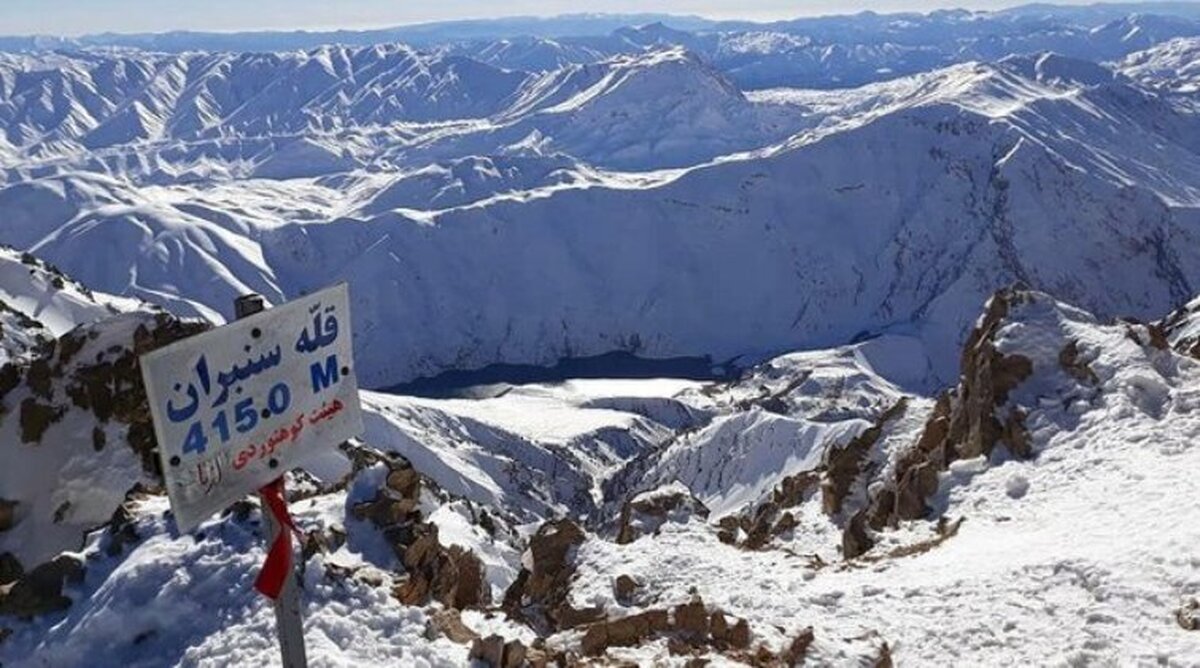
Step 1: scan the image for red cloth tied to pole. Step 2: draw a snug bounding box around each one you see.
[255,478,299,599]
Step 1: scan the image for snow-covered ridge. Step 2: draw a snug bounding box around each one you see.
[3,54,1199,391]
[1117,36,1200,94]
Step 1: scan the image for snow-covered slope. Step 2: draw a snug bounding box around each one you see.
[1118,36,1200,94]
[262,56,1200,388]
[0,245,140,361]
[3,8,1200,666]
[0,46,530,153]
[3,55,1198,390]
[562,289,1200,664]
[5,268,1200,664]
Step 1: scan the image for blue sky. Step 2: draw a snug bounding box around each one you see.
[0,0,1145,36]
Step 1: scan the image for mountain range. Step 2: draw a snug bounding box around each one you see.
[1,3,1200,666]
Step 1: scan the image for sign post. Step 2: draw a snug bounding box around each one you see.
[236,294,307,668]
[140,284,364,668]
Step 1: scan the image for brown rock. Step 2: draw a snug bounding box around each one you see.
[581,609,671,656]
[772,471,821,509]
[673,598,709,641]
[1147,323,1171,351]
[842,511,875,560]
[554,604,605,630]
[427,608,478,644]
[1002,407,1031,459]
[1058,340,1098,384]
[617,486,709,545]
[502,640,527,668]
[386,467,420,499]
[0,553,22,586]
[390,498,421,522]
[821,399,908,517]
[90,426,106,452]
[709,611,729,645]
[874,641,894,668]
[579,623,610,656]
[502,519,590,632]
[1177,599,1200,631]
[893,461,939,521]
[0,500,15,533]
[784,627,815,664]
[614,574,639,605]
[19,398,65,443]
[0,554,84,617]
[469,635,506,666]
[612,610,669,647]
[772,511,798,536]
[393,526,489,609]
[728,618,751,649]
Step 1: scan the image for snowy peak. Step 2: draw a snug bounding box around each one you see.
[999,51,1117,86]
[502,48,742,118]
[0,45,533,155]
[1118,36,1200,93]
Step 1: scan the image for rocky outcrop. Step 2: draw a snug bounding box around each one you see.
[847,288,1036,557]
[616,482,710,544]
[502,519,601,633]
[353,457,490,610]
[579,597,755,657]
[0,309,207,608]
[717,469,820,549]
[821,398,909,517]
[576,596,814,665]
[1,312,207,468]
[426,608,479,644]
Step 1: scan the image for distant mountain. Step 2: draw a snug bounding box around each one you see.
[3,52,1197,391]
[0,14,718,53]
[1117,36,1200,94]
[446,9,1200,88]
[2,6,1198,91]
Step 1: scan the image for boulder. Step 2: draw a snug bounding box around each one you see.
[673,598,709,641]
[1177,599,1200,631]
[468,635,505,666]
[614,574,640,605]
[784,627,815,664]
[0,554,84,617]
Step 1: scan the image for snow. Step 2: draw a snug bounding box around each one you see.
[564,293,1200,665]
[0,496,467,668]
[2,7,1200,666]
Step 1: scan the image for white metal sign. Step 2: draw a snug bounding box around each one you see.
[141,283,363,532]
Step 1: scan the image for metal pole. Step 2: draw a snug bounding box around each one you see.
[235,294,308,668]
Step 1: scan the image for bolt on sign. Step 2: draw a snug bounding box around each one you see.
[141,283,364,532]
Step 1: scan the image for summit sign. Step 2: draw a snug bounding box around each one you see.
[141,283,364,532]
